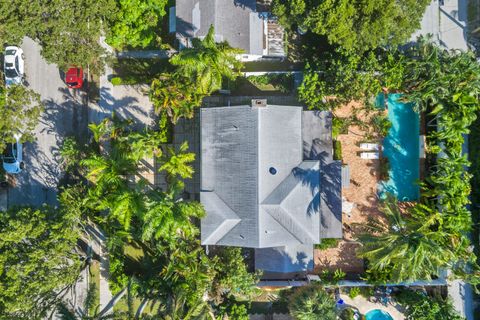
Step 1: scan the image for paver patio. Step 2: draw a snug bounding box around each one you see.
[314,101,387,274]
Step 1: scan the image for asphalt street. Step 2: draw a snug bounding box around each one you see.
[7,37,88,207]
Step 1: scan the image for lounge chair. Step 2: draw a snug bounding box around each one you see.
[360,143,381,151]
[360,152,379,159]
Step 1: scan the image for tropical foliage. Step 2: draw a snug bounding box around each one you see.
[0,83,43,152]
[0,206,82,319]
[170,25,243,95]
[272,0,430,50]
[150,25,243,123]
[354,39,480,286]
[288,284,336,320]
[357,195,456,282]
[106,0,168,49]
[150,73,202,124]
[0,0,168,72]
[396,289,465,320]
[58,115,258,318]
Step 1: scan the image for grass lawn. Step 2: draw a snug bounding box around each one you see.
[113,293,159,315]
[89,260,101,312]
[227,74,295,96]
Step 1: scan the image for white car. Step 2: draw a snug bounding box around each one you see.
[2,134,24,174]
[4,46,25,86]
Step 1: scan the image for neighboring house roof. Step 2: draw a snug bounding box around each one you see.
[200,105,342,249]
[176,0,264,55]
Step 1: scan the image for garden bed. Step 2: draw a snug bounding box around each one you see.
[226,73,295,96]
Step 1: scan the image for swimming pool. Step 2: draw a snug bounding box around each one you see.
[378,93,420,201]
[365,309,394,320]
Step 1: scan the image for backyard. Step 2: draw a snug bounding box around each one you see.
[314,100,393,276]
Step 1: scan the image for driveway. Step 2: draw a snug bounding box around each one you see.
[7,37,88,207]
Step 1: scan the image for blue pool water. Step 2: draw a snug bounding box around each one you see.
[365,309,394,320]
[378,93,420,201]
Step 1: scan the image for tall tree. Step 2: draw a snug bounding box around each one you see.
[169,25,243,95]
[272,0,430,50]
[357,195,455,283]
[288,284,336,320]
[0,0,117,73]
[150,73,201,124]
[0,206,82,319]
[106,0,168,49]
[0,83,43,152]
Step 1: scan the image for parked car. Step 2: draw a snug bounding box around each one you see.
[2,135,24,174]
[3,46,25,86]
[65,67,84,89]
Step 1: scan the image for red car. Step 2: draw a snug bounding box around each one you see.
[65,67,84,89]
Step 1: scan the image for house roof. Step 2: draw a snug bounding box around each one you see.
[254,245,314,279]
[200,105,342,248]
[176,0,264,55]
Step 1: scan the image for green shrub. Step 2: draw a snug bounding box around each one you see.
[247,73,293,93]
[333,140,342,161]
[332,117,349,138]
[359,286,374,298]
[349,287,360,299]
[110,77,123,86]
[396,289,464,320]
[372,114,391,137]
[339,308,355,320]
[333,269,346,282]
[314,238,340,250]
[288,284,336,320]
[60,137,80,170]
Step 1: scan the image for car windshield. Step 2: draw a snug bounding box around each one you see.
[2,144,15,163]
[5,68,18,78]
[5,49,16,55]
[68,81,78,86]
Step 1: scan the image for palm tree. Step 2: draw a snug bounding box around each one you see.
[170,25,243,95]
[141,188,204,242]
[150,73,201,123]
[97,189,145,231]
[81,148,135,193]
[288,284,336,320]
[159,141,195,182]
[156,289,215,320]
[356,194,455,283]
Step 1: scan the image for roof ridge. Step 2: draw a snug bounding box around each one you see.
[262,205,317,243]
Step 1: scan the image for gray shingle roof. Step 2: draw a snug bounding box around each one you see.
[254,245,314,279]
[200,106,342,248]
[176,0,264,55]
[302,111,343,239]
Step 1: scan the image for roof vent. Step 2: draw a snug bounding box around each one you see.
[251,99,267,108]
[269,167,277,175]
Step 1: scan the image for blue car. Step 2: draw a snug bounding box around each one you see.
[2,135,24,174]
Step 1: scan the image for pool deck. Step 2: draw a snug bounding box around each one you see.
[340,294,405,320]
[314,101,385,274]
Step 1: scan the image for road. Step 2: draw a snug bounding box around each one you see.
[7,37,88,207]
